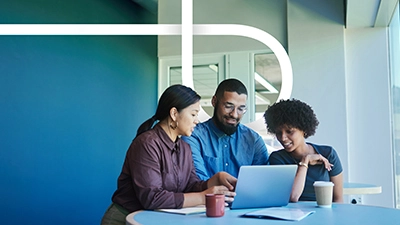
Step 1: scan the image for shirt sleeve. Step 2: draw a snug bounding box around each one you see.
[327,147,343,177]
[251,134,269,165]
[181,134,210,180]
[184,157,209,192]
[129,139,184,209]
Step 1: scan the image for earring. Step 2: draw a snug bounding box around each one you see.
[170,121,177,130]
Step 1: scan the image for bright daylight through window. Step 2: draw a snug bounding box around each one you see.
[389,3,400,209]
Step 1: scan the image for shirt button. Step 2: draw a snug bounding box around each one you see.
[224,145,227,148]
[225,163,228,166]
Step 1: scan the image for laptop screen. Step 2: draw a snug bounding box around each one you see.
[230,165,297,209]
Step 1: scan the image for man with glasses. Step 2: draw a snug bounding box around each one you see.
[182,78,269,180]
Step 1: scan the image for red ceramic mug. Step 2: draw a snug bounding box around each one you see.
[205,194,225,217]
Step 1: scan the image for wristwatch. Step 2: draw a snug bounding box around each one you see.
[298,161,308,169]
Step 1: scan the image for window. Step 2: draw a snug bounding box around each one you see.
[158,54,225,119]
[254,53,281,120]
[169,64,219,116]
[159,52,285,151]
[159,52,284,123]
[389,3,400,209]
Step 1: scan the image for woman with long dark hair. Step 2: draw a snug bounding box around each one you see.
[101,84,236,225]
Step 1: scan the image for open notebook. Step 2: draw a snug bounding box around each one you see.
[243,207,315,221]
[155,205,206,215]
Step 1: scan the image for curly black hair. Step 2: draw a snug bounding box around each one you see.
[263,99,319,138]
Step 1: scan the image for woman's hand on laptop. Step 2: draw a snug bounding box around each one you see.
[202,185,236,204]
[207,171,237,191]
[218,171,237,191]
[206,172,237,204]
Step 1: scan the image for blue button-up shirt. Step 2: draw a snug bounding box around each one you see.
[182,118,269,180]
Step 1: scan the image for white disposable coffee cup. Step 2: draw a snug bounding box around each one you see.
[313,181,334,208]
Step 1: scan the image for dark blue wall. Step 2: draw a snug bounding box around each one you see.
[0,1,158,224]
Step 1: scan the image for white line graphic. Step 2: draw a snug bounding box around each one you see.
[0,9,292,101]
[182,0,194,89]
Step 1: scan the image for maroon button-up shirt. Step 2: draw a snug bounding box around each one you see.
[112,124,208,212]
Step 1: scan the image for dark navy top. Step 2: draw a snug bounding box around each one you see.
[268,143,342,201]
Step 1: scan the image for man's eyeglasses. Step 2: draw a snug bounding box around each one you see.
[223,103,247,115]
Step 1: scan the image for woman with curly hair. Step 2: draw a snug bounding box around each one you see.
[263,99,343,203]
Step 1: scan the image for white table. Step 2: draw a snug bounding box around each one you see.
[343,182,382,204]
[343,182,382,195]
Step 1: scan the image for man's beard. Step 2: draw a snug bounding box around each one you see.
[213,107,238,136]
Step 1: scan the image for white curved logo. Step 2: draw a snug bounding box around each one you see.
[0,0,292,101]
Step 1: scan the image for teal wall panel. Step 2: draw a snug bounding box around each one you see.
[0,1,157,224]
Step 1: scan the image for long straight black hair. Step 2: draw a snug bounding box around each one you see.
[135,84,201,138]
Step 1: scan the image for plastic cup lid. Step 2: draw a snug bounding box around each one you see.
[313,181,334,187]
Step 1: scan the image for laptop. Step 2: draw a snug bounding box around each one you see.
[230,165,297,209]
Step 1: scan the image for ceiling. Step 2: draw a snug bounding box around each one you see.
[346,0,398,28]
[131,0,398,111]
[133,0,399,28]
